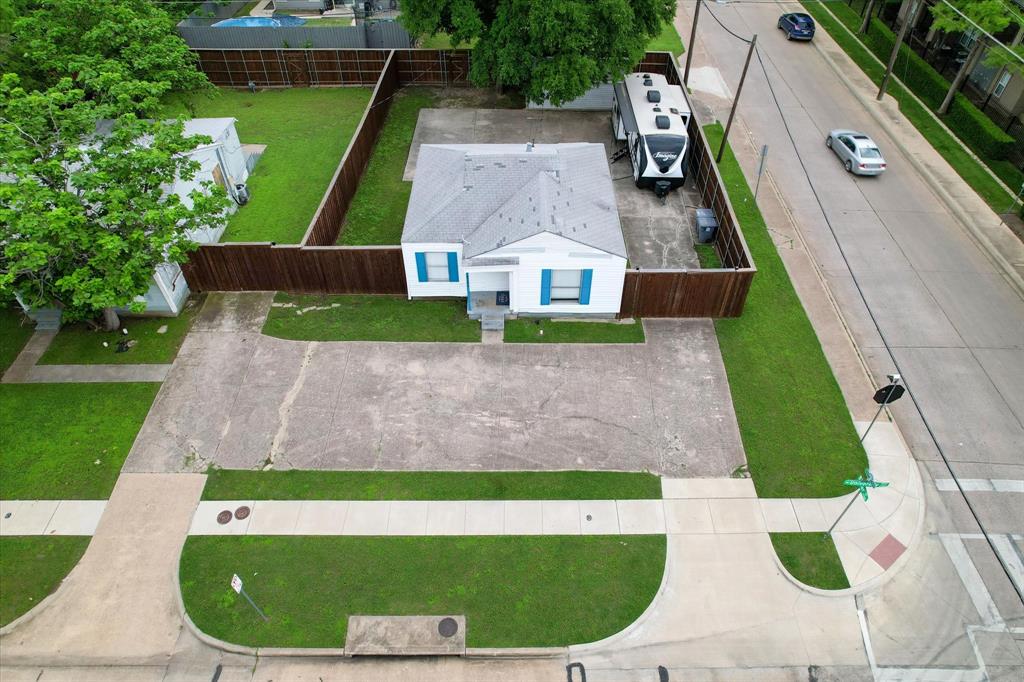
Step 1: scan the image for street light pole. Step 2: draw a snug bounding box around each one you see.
[717,33,757,163]
[684,0,703,86]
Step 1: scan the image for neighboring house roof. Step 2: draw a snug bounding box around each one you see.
[402,143,626,258]
[92,117,237,154]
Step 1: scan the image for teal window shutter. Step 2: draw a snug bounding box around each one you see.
[415,252,427,282]
[447,252,459,282]
[580,269,593,305]
[540,269,552,305]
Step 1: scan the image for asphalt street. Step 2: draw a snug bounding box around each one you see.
[676,0,1024,677]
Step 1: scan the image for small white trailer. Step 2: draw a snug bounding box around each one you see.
[612,72,691,197]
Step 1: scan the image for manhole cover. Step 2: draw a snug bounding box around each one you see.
[216,510,232,525]
[234,505,251,520]
[438,617,458,638]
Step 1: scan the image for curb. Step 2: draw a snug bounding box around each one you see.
[767,421,927,598]
[811,25,1024,298]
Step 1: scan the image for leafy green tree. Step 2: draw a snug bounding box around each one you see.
[930,0,1017,113]
[401,0,676,104]
[0,75,231,329]
[11,0,209,116]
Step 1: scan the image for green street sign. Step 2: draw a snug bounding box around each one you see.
[843,469,889,501]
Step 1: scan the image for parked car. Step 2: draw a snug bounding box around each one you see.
[826,130,887,175]
[777,13,815,41]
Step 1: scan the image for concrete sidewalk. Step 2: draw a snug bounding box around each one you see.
[0,501,106,536]
[19,364,171,383]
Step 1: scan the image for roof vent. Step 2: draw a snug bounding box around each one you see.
[526,141,534,152]
[647,90,661,103]
[655,115,671,129]
[642,73,650,78]
[643,78,653,86]
[653,107,662,112]
[670,107,679,114]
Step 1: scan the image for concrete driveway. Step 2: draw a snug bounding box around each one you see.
[406,108,703,269]
[124,297,744,477]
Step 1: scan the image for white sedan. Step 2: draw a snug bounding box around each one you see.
[825,130,887,176]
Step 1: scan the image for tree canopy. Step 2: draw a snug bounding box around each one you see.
[11,0,209,115]
[0,75,230,326]
[401,0,676,104]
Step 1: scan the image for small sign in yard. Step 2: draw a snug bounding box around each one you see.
[230,573,269,621]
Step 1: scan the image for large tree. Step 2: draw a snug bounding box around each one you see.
[402,0,676,104]
[930,0,1016,114]
[0,75,230,329]
[11,0,209,115]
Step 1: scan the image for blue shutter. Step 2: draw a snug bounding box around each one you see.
[579,269,593,305]
[466,274,472,311]
[540,269,552,305]
[415,252,428,282]
[447,252,459,282]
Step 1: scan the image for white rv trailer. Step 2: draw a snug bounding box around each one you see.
[612,72,691,197]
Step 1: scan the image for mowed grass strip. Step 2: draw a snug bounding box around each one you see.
[202,469,662,500]
[38,299,199,365]
[647,20,686,57]
[0,536,91,627]
[770,532,850,591]
[0,307,35,376]
[705,124,867,498]
[0,383,160,499]
[261,293,480,342]
[180,535,666,648]
[161,88,371,244]
[504,318,646,344]
[338,89,436,245]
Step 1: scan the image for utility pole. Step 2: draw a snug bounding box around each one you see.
[717,34,756,163]
[878,2,920,100]
[684,0,703,86]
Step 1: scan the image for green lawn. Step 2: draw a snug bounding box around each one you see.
[233,0,258,16]
[504,318,646,344]
[161,88,371,244]
[0,537,91,627]
[706,124,867,498]
[695,243,722,269]
[180,535,665,648]
[262,292,481,342]
[770,533,850,591]
[800,1,1018,214]
[0,383,160,499]
[38,300,199,365]
[0,306,35,376]
[648,20,686,57]
[202,469,662,500]
[337,89,436,245]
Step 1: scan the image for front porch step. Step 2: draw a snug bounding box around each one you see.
[480,315,505,332]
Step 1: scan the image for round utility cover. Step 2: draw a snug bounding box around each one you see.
[234,505,251,520]
[438,617,458,638]
[217,510,233,525]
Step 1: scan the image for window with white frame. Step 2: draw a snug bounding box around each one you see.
[424,252,450,282]
[995,71,1012,97]
[550,269,582,302]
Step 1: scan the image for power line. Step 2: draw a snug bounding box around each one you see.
[743,21,1024,606]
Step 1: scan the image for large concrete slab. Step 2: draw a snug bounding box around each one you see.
[125,318,744,478]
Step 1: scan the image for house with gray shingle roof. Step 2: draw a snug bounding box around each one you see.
[401,143,627,318]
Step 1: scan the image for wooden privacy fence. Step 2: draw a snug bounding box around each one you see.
[183,49,756,317]
[303,51,399,246]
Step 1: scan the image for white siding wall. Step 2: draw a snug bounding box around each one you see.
[468,271,509,290]
[489,232,625,315]
[402,243,466,298]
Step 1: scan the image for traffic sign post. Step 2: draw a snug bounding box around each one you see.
[861,374,904,445]
[231,573,269,622]
[826,469,889,536]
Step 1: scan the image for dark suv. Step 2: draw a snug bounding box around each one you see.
[778,13,815,41]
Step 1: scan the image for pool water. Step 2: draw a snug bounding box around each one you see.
[212,15,307,28]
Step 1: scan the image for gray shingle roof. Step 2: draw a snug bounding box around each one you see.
[402,143,625,258]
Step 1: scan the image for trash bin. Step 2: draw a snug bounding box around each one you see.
[695,208,718,244]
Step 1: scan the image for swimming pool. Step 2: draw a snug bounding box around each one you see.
[212,15,307,28]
